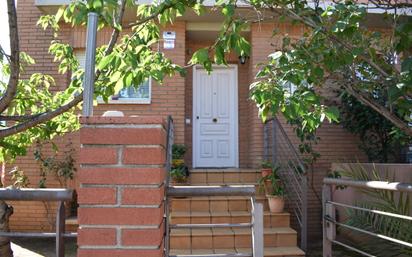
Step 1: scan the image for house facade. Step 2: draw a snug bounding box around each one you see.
[9,0,384,250]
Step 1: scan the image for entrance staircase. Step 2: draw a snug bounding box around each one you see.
[169,169,305,257]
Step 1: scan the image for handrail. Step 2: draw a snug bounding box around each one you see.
[166,185,264,257]
[263,117,308,251]
[0,188,74,257]
[322,177,412,257]
[323,178,412,193]
[167,185,256,197]
[164,115,174,257]
[0,188,73,201]
[266,117,306,173]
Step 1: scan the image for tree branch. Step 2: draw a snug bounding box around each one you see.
[124,1,177,29]
[0,114,42,122]
[343,82,412,137]
[0,0,20,114]
[0,94,83,139]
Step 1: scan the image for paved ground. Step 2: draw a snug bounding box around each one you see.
[11,238,77,257]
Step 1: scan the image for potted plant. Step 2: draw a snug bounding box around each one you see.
[170,165,188,184]
[258,165,285,213]
[171,144,189,184]
[260,160,273,177]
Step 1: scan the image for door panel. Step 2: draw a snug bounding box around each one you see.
[193,66,238,168]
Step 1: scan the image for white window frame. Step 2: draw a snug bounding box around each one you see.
[75,50,152,105]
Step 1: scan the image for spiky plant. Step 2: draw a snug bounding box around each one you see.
[337,164,412,257]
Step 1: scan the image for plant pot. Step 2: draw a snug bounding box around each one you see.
[267,195,285,213]
[171,176,188,185]
[261,168,272,177]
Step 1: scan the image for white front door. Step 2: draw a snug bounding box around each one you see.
[193,65,239,168]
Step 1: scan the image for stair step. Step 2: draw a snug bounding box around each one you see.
[170,227,297,249]
[170,246,304,257]
[170,195,269,212]
[189,169,261,184]
[171,211,290,227]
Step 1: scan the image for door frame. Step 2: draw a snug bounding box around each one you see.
[192,64,239,168]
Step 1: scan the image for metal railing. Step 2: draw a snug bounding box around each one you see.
[166,185,264,257]
[263,117,308,251]
[164,115,174,256]
[322,178,412,257]
[164,117,264,257]
[0,188,75,257]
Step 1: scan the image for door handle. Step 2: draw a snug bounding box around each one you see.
[212,118,218,123]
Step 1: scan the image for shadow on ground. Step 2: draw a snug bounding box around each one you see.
[11,238,77,257]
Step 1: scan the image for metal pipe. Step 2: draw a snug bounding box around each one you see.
[169,254,252,257]
[0,188,73,201]
[331,240,376,257]
[82,12,98,117]
[170,223,252,229]
[328,201,412,221]
[323,178,412,193]
[0,232,57,238]
[167,185,255,197]
[325,216,412,248]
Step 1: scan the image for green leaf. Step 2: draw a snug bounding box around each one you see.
[97,54,114,70]
[222,4,234,18]
[324,106,340,122]
[55,7,65,23]
[189,48,209,65]
[401,57,412,72]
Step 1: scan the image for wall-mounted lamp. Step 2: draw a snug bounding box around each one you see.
[239,55,249,64]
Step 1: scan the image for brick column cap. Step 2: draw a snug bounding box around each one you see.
[80,116,167,127]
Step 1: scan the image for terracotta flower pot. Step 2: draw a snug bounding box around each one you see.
[267,195,285,213]
[261,168,272,177]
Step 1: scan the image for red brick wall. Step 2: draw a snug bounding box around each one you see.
[77,116,166,257]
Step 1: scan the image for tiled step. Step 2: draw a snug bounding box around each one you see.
[189,169,261,184]
[170,227,297,249]
[171,195,269,212]
[170,210,290,228]
[169,247,305,257]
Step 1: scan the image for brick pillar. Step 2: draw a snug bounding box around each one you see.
[77,116,166,257]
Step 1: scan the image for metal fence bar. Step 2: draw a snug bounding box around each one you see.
[0,232,76,238]
[328,201,412,221]
[264,118,308,252]
[251,198,264,257]
[169,254,252,257]
[56,201,65,257]
[322,178,412,257]
[167,185,255,197]
[331,240,376,257]
[164,116,174,257]
[324,178,412,193]
[171,223,252,229]
[0,189,73,257]
[326,216,412,248]
[0,188,73,201]
[300,175,308,251]
[322,184,333,257]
